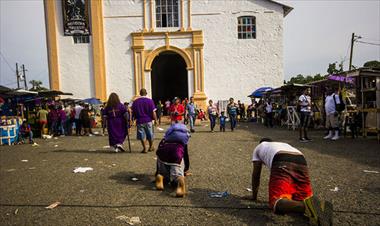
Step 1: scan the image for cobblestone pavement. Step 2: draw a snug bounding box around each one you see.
[1,121,379,225]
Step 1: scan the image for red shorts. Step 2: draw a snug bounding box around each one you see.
[269,161,313,210]
[39,120,48,125]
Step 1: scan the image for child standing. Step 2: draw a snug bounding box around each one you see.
[219,111,227,132]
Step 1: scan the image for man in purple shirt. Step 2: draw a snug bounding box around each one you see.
[132,88,157,153]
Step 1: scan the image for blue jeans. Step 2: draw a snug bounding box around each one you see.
[209,114,217,131]
[229,114,237,130]
[188,114,196,130]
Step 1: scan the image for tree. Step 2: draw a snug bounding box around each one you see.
[363,60,380,69]
[327,61,344,74]
[29,80,48,91]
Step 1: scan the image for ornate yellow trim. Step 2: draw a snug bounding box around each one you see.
[187,0,192,31]
[131,29,206,108]
[150,0,154,31]
[143,0,147,32]
[144,45,193,71]
[90,0,107,101]
[44,0,60,90]
[180,0,184,31]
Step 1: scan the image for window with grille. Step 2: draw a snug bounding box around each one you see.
[155,0,179,28]
[238,16,256,39]
[73,35,90,44]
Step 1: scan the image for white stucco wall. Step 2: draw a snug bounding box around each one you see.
[192,0,284,103]
[56,0,286,103]
[55,1,94,99]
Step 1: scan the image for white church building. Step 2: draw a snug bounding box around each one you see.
[44,0,292,108]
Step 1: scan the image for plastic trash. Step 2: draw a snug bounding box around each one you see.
[93,131,99,135]
[45,201,61,209]
[73,167,93,173]
[54,145,59,148]
[131,177,139,181]
[6,169,16,172]
[157,127,164,131]
[54,137,58,140]
[103,145,110,149]
[14,209,18,215]
[208,191,229,198]
[28,167,36,170]
[116,216,141,225]
[246,188,252,192]
[32,143,39,147]
[80,189,85,193]
[42,135,53,139]
[21,160,28,162]
[363,170,379,174]
[329,187,339,192]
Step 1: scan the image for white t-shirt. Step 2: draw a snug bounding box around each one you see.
[252,142,302,168]
[298,94,311,112]
[325,94,340,115]
[265,103,272,113]
[74,105,83,119]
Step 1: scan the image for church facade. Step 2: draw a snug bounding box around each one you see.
[44,0,292,108]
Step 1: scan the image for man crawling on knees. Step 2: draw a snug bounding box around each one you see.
[250,138,333,226]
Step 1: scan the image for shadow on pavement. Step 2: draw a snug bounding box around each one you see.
[187,187,308,225]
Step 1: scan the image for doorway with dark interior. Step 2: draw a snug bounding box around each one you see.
[151,51,188,106]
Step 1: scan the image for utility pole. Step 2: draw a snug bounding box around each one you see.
[16,63,20,89]
[22,64,28,90]
[349,33,355,71]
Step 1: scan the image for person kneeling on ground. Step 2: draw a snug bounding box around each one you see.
[18,121,35,144]
[155,123,190,197]
[250,138,332,226]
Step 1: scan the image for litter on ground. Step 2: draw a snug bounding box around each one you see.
[6,169,16,172]
[21,160,28,162]
[32,143,39,147]
[131,177,139,181]
[28,167,36,170]
[246,188,252,192]
[103,145,110,149]
[45,201,61,209]
[363,170,379,174]
[54,145,59,148]
[208,191,229,198]
[329,187,339,192]
[157,127,164,131]
[116,215,141,225]
[73,167,93,173]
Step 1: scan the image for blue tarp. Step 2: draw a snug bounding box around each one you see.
[83,98,102,105]
[248,87,273,98]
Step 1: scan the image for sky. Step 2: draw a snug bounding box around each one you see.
[0,0,379,89]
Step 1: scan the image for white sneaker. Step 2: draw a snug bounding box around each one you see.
[324,132,333,139]
[113,147,120,153]
[331,131,339,140]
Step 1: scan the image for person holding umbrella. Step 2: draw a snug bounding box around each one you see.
[103,93,128,152]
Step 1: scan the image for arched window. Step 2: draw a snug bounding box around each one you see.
[238,16,256,39]
[156,0,179,28]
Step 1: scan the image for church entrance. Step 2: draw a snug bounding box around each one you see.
[151,51,188,104]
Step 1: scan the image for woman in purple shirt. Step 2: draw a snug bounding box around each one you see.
[103,93,128,153]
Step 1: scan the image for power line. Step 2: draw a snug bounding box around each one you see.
[0,51,16,73]
[356,40,380,46]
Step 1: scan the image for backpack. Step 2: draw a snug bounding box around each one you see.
[333,94,345,112]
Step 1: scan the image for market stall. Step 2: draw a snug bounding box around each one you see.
[347,68,380,140]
